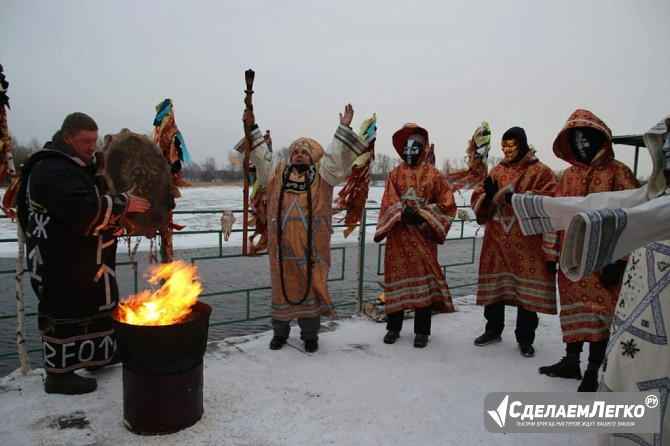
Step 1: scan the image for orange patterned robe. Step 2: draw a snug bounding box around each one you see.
[546,109,640,343]
[374,163,456,314]
[472,150,557,313]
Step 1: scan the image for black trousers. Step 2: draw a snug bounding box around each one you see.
[272,315,321,341]
[566,340,607,366]
[484,301,538,344]
[386,305,432,336]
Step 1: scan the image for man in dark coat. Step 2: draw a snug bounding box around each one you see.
[17,112,150,394]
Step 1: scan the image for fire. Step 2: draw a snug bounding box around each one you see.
[115,260,203,326]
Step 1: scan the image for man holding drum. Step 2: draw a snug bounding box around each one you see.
[17,112,150,394]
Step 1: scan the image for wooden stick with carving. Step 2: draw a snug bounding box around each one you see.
[242,69,255,256]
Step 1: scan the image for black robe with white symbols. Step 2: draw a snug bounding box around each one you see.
[18,147,128,373]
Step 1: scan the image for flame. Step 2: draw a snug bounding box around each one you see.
[115,260,202,326]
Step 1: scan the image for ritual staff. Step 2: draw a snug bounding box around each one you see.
[511,114,670,445]
[538,109,639,391]
[374,123,456,348]
[16,112,150,394]
[242,104,371,353]
[471,126,557,357]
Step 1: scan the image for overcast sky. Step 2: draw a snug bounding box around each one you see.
[2,0,669,175]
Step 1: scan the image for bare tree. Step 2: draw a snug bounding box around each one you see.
[27,137,42,153]
[200,157,218,182]
[371,153,399,181]
[274,146,290,164]
[181,162,202,182]
[2,134,38,185]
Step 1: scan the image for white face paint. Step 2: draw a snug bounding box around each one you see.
[573,129,590,161]
[404,139,423,166]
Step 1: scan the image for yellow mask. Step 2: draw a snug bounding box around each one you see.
[501,139,519,162]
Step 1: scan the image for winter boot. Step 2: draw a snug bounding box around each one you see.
[578,362,600,392]
[538,357,582,380]
[304,339,318,353]
[269,336,287,350]
[577,370,599,392]
[474,331,502,346]
[44,371,97,395]
[518,343,535,358]
[413,334,429,348]
[383,330,400,344]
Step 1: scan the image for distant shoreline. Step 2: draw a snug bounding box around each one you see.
[183,181,243,187]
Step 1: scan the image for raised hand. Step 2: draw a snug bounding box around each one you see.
[339,103,354,127]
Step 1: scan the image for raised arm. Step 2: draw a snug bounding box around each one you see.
[320,104,369,186]
[240,110,276,185]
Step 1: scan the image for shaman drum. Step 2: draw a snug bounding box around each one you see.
[96,129,175,237]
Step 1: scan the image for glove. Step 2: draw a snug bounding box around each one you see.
[401,206,425,226]
[545,261,558,275]
[600,260,627,289]
[482,176,499,208]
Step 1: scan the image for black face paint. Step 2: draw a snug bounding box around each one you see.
[570,127,605,165]
[404,139,423,166]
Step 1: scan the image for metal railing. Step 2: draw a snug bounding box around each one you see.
[0,205,479,375]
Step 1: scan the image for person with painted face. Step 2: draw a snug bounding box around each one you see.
[510,114,670,445]
[538,109,639,391]
[471,126,557,358]
[374,124,456,348]
[242,104,371,353]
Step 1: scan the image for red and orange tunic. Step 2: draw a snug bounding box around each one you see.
[472,150,557,313]
[374,160,456,314]
[547,109,639,342]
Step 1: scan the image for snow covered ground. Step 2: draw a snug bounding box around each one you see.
[0,184,599,445]
[0,294,595,446]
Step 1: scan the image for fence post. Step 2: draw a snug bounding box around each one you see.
[355,208,367,316]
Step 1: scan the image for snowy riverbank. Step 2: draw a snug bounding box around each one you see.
[0,294,595,446]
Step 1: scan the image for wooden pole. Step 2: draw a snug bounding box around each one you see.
[1,69,31,372]
[242,69,255,256]
[15,225,30,373]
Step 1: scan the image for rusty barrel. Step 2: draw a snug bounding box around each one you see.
[112,302,211,435]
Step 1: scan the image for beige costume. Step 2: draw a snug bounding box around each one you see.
[245,124,368,321]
